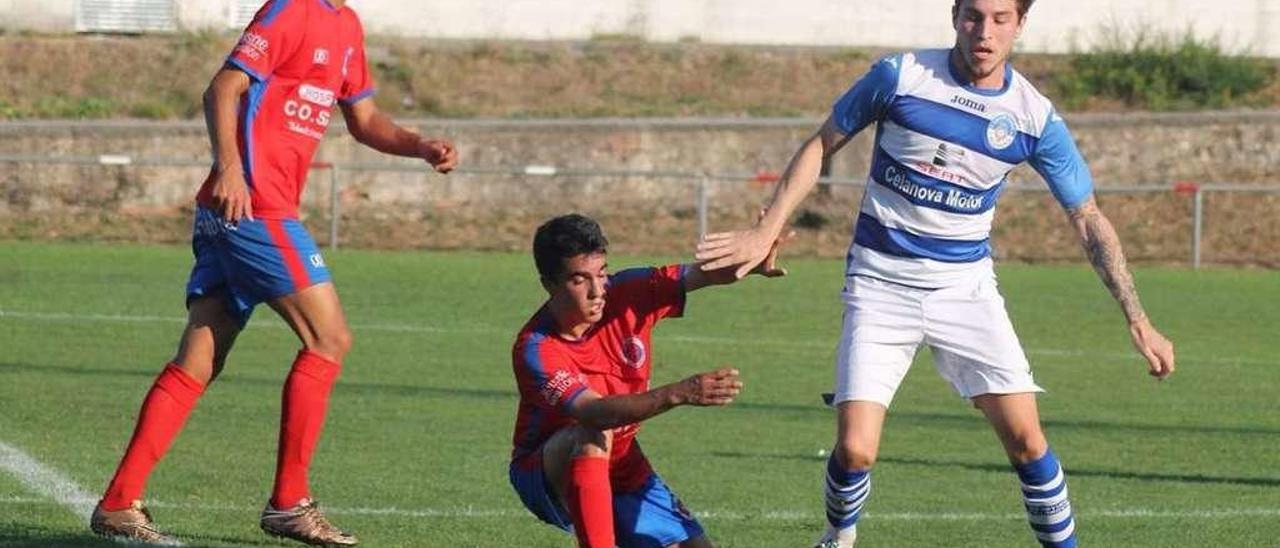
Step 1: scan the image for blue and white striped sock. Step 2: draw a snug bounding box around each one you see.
[1015,448,1077,548]
[824,453,871,531]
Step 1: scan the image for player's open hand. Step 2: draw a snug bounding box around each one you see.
[697,229,793,284]
[1129,319,1175,380]
[210,164,253,223]
[696,228,776,280]
[419,138,459,173]
[679,368,742,406]
[697,208,794,280]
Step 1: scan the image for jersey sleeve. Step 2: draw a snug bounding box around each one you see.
[515,334,590,413]
[227,0,307,82]
[831,53,901,136]
[338,16,375,105]
[1028,111,1095,209]
[608,265,687,322]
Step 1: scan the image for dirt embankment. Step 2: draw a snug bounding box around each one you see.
[3,34,1277,120]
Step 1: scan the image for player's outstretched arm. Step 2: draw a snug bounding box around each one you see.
[1066,196,1175,380]
[340,98,459,173]
[695,117,849,279]
[569,368,741,430]
[203,68,254,223]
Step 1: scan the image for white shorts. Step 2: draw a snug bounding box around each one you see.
[832,273,1042,407]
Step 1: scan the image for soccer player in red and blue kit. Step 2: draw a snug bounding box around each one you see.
[89,0,458,545]
[510,214,786,548]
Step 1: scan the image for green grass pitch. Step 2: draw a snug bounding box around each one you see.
[1,241,1277,547]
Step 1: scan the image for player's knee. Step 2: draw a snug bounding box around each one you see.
[834,440,877,471]
[1004,433,1048,465]
[170,359,215,385]
[570,426,612,458]
[311,324,354,361]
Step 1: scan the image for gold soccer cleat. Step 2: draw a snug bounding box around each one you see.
[260,498,358,546]
[90,500,183,546]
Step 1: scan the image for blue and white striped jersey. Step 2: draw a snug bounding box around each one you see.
[833,49,1093,287]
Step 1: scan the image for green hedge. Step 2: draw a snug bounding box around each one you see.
[1053,29,1274,111]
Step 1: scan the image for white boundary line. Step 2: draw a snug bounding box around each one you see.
[0,494,1277,522]
[0,442,96,521]
[1,308,1275,366]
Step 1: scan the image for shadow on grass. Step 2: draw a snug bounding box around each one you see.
[0,522,111,547]
[0,535,108,547]
[879,456,1280,488]
[4,361,1276,438]
[708,450,1280,488]
[729,400,1280,437]
[0,521,290,547]
[175,533,285,547]
[0,361,515,401]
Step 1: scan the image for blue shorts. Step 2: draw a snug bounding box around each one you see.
[186,206,331,326]
[509,457,705,548]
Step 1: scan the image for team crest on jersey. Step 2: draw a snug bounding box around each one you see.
[985,114,1018,150]
[621,336,647,368]
[313,48,330,65]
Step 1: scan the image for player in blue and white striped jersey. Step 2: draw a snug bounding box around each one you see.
[697,1,1176,547]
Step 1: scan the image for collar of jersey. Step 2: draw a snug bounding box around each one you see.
[535,305,598,344]
[946,49,1014,97]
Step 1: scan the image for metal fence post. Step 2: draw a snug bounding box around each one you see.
[697,175,709,240]
[1192,187,1203,269]
[9,152,1280,267]
[329,164,341,251]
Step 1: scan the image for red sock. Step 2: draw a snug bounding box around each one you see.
[271,349,341,509]
[101,364,206,511]
[564,456,614,548]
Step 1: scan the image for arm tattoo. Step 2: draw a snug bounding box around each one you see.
[1068,199,1148,324]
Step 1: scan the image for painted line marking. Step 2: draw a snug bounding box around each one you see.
[1,309,1273,366]
[0,495,1276,522]
[0,442,96,521]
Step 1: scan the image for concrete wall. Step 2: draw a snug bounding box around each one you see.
[4,1,1279,57]
[4,112,1280,217]
[3,114,1278,263]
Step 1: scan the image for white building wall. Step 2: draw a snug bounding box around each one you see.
[358,0,1280,57]
[349,0,639,41]
[0,0,75,32]
[175,0,235,29]
[3,1,1278,57]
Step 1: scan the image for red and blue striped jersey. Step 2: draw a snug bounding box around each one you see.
[511,265,686,492]
[197,0,373,220]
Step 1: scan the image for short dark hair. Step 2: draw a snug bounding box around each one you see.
[533,214,609,281]
[953,0,1034,17]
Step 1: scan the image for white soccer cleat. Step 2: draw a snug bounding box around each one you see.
[813,525,857,548]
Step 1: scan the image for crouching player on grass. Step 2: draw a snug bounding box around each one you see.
[508,214,785,547]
